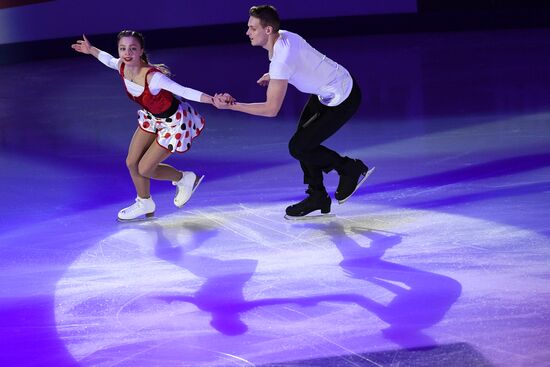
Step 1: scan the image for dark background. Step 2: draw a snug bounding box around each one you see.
[1,0,550,64]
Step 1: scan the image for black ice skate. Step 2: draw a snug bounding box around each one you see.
[284,188,334,220]
[335,159,375,204]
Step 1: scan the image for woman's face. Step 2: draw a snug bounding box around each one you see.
[118,36,143,65]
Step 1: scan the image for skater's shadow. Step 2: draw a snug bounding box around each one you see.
[146,218,460,343]
[307,221,462,348]
[148,220,372,336]
[150,221,259,335]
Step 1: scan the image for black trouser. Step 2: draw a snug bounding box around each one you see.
[288,78,362,188]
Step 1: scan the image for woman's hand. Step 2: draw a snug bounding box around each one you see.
[213,93,236,109]
[71,34,92,54]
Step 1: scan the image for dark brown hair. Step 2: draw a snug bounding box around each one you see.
[117,30,171,76]
[249,5,280,32]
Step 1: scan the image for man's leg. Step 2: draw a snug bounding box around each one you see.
[293,95,326,189]
[288,81,373,205]
[284,96,329,218]
[289,82,362,178]
[285,88,360,218]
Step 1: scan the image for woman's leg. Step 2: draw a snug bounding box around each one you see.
[126,128,157,198]
[138,141,204,207]
[137,141,182,182]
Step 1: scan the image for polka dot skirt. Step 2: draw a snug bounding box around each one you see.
[137,101,205,153]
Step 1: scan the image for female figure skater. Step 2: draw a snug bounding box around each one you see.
[72,30,214,221]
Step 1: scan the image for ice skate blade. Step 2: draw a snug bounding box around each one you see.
[116,214,156,223]
[284,213,335,221]
[338,166,376,204]
[193,174,205,194]
[175,174,205,208]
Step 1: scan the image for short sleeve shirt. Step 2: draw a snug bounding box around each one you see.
[269,30,353,106]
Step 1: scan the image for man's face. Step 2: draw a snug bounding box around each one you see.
[246,16,269,47]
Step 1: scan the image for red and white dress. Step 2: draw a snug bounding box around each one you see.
[99,51,205,153]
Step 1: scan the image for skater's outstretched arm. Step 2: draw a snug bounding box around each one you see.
[72,34,215,105]
[71,34,119,70]
[213,76,287,117]
[147,73,216,105]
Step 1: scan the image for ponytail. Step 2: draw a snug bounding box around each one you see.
[140,53,171,77]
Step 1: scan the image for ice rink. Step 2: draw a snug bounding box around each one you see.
[1,28,550,366]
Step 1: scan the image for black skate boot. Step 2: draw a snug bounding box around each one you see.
[335,158,375,204]
[285,188,332,220]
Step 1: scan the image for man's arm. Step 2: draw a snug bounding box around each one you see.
[220,78,288,117]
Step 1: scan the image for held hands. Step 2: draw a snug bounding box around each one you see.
[257,73,270,87]
[71,34,92,54]
[212,93,236,109]
[212,72,269,110]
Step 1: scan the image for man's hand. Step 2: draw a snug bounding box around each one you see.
[257,73,270,87]
[213,93,236,109]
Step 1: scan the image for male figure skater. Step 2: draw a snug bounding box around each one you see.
[214,5,374,219]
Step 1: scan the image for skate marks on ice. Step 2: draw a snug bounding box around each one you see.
[255,342,493,367]
[53,202,548,366]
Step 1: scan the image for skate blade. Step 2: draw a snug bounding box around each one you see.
[192,174,205,194]
[338,166,376,204]
[284,213,335,221]
[116,214,156,223]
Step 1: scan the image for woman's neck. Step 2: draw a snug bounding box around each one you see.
[125,62,145,82]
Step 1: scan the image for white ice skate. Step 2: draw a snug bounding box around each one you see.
[117,196,156,222]
[173,171,204,208]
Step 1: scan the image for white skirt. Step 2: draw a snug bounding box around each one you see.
[137,101,205,153]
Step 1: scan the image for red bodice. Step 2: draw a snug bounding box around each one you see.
[119,63,175,115]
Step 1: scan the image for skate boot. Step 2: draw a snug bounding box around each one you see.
[335,158,375,204]
[117,196,156,222]
[173,171,204,208]
[285,188,332,220]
